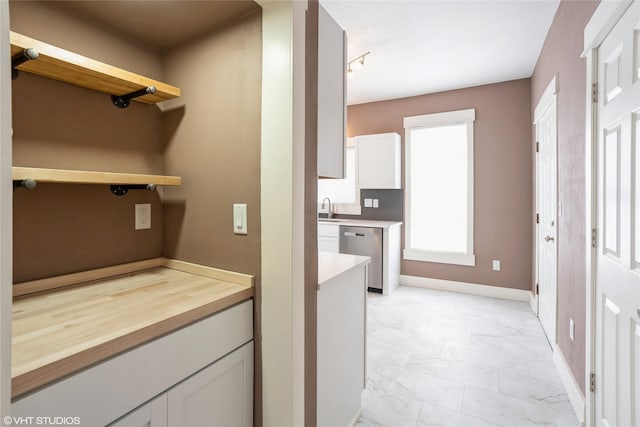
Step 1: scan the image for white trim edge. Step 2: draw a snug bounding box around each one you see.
[534,75,557,123]
[349,408,363,427]
[553,343,585,425]
[581,2,635,425]
[529,291,538,315]
[400,275,531,302]
[403,249,476,267]
[403,108,475,129]
[582,0,633,55]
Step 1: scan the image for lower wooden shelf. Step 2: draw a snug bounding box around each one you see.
[12,166,181,187]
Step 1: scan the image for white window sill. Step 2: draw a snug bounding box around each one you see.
[403,248,476,267]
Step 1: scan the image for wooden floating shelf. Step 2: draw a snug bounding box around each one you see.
[12,167,181,187]
[10,31,180,104]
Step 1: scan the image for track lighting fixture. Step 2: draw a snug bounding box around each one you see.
[347,51,370,77]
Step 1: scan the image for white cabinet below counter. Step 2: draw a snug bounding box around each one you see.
[317,252,370,427]
[13,300,254,427]
[356,132,401,189]
[110,342,253,427]
[318,223,339,253]
[109,394,167,427]
[166,342,253,427]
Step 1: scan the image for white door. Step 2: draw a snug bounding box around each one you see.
[535,77,558,346]
[595,1,640,426]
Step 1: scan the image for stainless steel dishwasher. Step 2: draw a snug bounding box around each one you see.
[339,225,383,292]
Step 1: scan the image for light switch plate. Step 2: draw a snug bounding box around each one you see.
[364,198,373,208]
[135,203,151,230]
[492,260,500,271]
[569,318,575,341]
[233,203,248,235]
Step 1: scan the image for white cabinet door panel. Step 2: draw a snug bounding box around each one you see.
[168,342,253,427]
[317,4,347,178]
[317,264,366,427]
[357,133,401,189]
[109,395,167,427]
[318,236,339,253]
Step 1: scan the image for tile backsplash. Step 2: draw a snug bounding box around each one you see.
[335,189,403,221]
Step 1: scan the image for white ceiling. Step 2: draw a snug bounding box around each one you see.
[321,0,560,105]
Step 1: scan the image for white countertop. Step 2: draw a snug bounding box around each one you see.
[318,219,402,228]
[318,251,371,285]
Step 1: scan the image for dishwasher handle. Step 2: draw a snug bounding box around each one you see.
[344,231,366,237]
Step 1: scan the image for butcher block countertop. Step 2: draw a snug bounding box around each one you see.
[12,258,254,398]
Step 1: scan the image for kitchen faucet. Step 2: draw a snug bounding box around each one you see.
[321,197,333,218]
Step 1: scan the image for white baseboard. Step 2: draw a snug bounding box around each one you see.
[400,275,531,302]
[349,408,363,427]
[553,344,585,425]
[530,292,538,315]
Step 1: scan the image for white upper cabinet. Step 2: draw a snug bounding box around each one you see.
[317,4,347,179]
[357,132,401,189]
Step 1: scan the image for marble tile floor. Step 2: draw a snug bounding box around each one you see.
[356,286,579,427]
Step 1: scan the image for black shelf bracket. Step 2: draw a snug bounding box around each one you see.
[12,48,39,80]
[110,183,157,196]
[13,179,37,192]
[111,86,156,109]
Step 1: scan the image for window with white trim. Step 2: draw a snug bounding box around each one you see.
[317,138,361,215]
[403,109,475,266]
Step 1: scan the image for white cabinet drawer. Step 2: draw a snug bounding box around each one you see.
[13,300,253,426]
[318,223,339,238]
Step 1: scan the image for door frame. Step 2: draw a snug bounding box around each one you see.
[0,1,12,420]
[534,75,558,345]
[582,2,634,426]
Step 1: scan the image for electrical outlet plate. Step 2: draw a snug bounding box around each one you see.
[135,203,151,230]
[373,199,379,208]
[492,260,501,271]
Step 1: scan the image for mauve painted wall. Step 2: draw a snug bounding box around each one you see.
[10,1,263,291]
[161,11,262,282]
[531,0,599,394]
[9,1,163,80]
[160,17,262,424]
[348,79,532,290]
[10,1,164,282]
